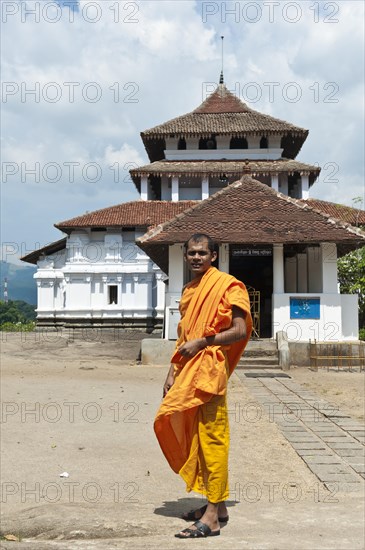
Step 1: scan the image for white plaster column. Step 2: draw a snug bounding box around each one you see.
[131,275,139,312]
[141,175,148,200]
[301,174,309,199]
[36,280,55,311]
[85,276,92,308]
[321,242,338,293]
[307,246,322,292]
[271,174,279,192]
[284,256,297,293]
[270,135,282,148]
[185,137,198,150]
[117,275,123,306]
[165,137,178,150]
[105,233,123,263]
[166,244,184,339]
[155,272,166,316]
[168,244,184,293]
[202,175,209,200]
[280,174,288,196]
[171,176,179,202]
[91,276,103,309]
[66,231,89,263]
[161,176,169,200]
[145,273,153,315]
[273,244,284,293]
[219,244,229,273]
[248,136,261,149]
[297,253,308,293]
[216,135,230,149]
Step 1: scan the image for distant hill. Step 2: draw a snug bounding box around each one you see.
[0,261,37,305]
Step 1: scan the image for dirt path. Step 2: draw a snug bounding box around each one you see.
[1,332,364,549]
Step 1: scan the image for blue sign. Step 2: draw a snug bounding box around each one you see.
[290,298,320,319]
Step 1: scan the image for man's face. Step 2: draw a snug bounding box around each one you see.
[184,239,217,278]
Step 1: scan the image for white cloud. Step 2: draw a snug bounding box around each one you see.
[1,0,364,264]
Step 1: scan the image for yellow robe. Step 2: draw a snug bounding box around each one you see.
[154,266,252,502]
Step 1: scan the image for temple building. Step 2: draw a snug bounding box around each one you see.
[22,81,365,341]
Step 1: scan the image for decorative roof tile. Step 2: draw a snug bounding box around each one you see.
[141,85,308,159]
[142,85,307,137]
[20,238,67,265]
[130,159,320,186]
[300,199,365,226]
[138,176,365,273]
[54,200,198,231]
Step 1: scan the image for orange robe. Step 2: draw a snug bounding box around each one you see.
[154,266,252,502]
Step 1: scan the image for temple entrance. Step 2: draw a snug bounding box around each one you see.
[229,245,273,338]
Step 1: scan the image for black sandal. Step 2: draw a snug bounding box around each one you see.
[175,520,221,538]
[182,504,229,523]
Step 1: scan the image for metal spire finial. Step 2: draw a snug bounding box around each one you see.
[219,36,224,84]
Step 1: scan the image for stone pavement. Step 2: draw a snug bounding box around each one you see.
[236,370,365,493]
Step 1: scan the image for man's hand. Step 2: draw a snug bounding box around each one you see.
[163,366,175,397]
[177,338,205,359]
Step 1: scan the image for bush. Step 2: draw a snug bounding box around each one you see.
[359,328,365,341]
[0,321,36,332]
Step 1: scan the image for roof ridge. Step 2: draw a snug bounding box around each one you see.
[54,200,142,227]
[54,199,201,228]
[192,83,252,114]
[137,181,243,243]
[139,176,365,245]
[278,193,365,238]
[303,197,365,211]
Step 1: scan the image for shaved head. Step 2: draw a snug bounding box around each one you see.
[184,233,217,255]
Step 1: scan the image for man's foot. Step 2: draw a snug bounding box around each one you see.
[177,505,222,538]
[182,502,229,523]
[175,520,220,538]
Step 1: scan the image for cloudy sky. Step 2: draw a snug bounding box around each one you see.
[1,0,364,264]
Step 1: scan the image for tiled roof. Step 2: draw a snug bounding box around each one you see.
[130,159,320,188]
[194,84,252,114]
[142,85,307,137]
[300,199,365,226]
[138,176,365,272]
[141,85,308,160]
[54,200,199,231]
[21,238,67,265]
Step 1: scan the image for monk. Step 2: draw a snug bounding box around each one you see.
[154,233,252,538]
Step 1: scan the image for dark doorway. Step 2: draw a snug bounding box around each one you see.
[229,245,273,338]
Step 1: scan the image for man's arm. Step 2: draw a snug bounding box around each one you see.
[177,306,247,359]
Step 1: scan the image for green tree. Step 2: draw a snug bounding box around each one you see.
[337,246,365,329]
[0,300,36,324]
[13,300,36,321]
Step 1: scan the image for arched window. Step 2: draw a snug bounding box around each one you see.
[260,136,268,149]
[199,136,217,150]
[230,136,248,149]
[178,137,186,150]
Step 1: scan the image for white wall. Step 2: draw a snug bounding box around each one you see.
[34,229,165,322]
[341,294,359,339]
[272,293,350,342]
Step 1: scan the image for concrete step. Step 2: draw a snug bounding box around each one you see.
[245,339,277,351]
[239,339,281,369]
[238,353,280,369]
[236,362,280,370]
[244,349,278,357]
[239,356,279,365]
